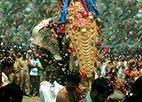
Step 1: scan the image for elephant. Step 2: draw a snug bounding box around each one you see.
[30,1,102,97]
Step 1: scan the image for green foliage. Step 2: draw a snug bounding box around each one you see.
[0,0,60,43]
[0,0,142,50]
[97,0,142,49]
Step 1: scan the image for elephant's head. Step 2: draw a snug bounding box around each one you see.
[31,16,67,61]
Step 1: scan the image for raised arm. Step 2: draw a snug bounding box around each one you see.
[57,0,64,9]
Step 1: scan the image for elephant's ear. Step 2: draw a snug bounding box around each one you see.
[31,16,62,60]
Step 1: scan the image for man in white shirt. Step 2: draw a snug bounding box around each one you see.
[39,69,63,102]
[29,52,42,96]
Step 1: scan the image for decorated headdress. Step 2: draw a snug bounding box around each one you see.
[58,0,100,23]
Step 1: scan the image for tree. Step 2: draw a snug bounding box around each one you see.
[97,0,142,51]
[0,0,60,44]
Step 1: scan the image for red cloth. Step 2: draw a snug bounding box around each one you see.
[75,88,82,101]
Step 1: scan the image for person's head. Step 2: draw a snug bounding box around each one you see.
[90,77,114,102]
[16,51,22,58]
[33,52,39,59]
[1,57,15,75]
[22,53,27,60]
[132,76,142,94]
[0,83,23,102]
[46,69,57,83]
[66,71,81,91]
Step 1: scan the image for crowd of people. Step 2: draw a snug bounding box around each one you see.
[1,0,142,101]
[0,42,142,102]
